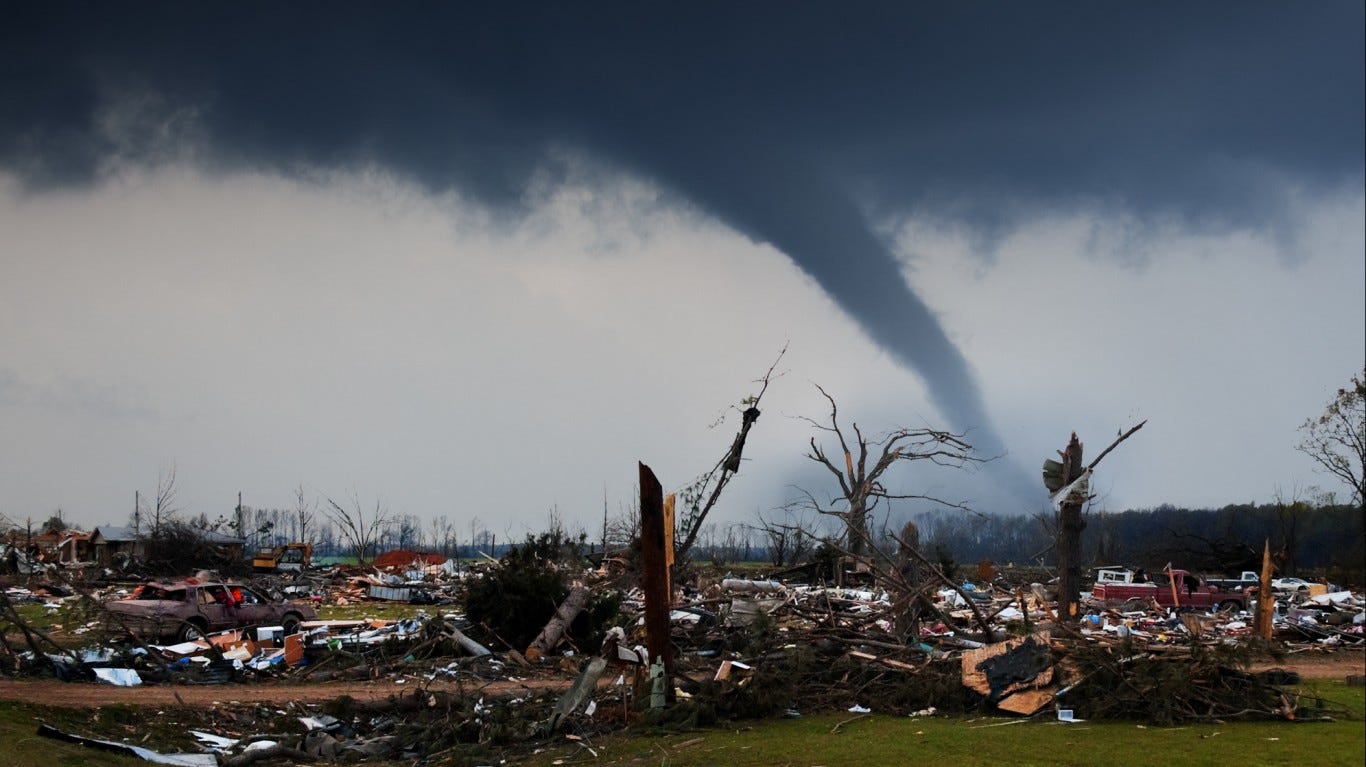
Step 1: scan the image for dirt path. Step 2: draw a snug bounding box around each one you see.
[1249,648,1364,679]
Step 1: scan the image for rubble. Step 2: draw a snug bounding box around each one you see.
[3,547,1363,764]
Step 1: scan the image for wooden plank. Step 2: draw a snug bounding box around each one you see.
[283,633,305,666]
[961,631,1052,701]
[998,687,1056,716]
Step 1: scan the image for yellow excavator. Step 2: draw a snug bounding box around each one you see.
[252,542,312,573]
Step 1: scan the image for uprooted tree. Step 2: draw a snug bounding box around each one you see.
[798,384,982,558]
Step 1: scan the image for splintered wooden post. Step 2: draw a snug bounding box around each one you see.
[639,462,674,703]
[663,493,676,602]
[1256,539,1275,639]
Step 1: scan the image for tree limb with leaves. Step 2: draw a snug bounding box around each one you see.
[1297,365,1366,509]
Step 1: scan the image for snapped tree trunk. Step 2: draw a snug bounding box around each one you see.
[1255,540,1276,639]
[846,497,869,557]
[1056,433,1086,623]
[525,584,590,661]
[893,521,923,641]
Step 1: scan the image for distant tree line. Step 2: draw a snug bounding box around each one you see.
[910,500,1364,584]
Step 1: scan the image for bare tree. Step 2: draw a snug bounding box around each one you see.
[602,497,639,552]
[468,515,484,558]
[753,508,819,567]
[143,464,181,537]
[799,384,982,557]
[674,344,786,561]
[322,491,391,563]
[427,514,453,554]
[1297,365,1366,509]
[293,483,316,544]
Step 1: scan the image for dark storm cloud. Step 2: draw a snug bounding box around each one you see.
[3,2,1361,486]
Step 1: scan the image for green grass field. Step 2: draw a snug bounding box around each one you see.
[516,681,1365,767]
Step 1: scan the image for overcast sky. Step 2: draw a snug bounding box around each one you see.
[2,3,1362,537]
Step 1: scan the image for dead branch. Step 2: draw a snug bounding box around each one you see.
[675,344,787,560]
[1087,420,1147,472]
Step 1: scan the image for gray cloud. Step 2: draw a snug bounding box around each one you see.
[0,368,156,420]
[2,3,1361,501]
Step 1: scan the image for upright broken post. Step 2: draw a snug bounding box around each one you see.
[638,462,674,704]
[1255,539,1275,639]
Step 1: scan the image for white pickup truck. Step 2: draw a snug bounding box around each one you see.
[1204,571,1261,591]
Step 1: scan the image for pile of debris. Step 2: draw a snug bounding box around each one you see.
[3,549,1363,766]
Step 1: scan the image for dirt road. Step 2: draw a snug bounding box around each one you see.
[1248,648,1364,679]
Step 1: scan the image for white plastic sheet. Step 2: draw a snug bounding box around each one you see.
[93,667,142,686]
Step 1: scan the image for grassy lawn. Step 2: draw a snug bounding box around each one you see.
[1,703,147,767]
[315,601,449,621]
[6,597,102,642]
[0,682,1358,767]
[516,682,1365,767]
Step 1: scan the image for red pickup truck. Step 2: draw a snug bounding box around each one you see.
[1091,569,1247,612]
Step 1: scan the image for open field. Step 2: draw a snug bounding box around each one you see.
[517,681,1365,767]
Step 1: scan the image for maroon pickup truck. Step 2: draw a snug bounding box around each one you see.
[1091,569,1247,612]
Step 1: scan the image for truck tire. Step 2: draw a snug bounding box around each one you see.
[1121,598,1146,612]
[1216,600,1241,613]
[282,614,301,636]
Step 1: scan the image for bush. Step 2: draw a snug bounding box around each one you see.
[464,531,619,652]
